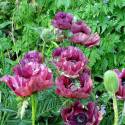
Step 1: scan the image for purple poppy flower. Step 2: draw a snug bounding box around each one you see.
[52,12,73,30]
[20,51,43,64]
[114,69,125,100]
[61,101,102,125]
[13,51,43,78]
[0,51,53,97]
[52,46,88,78]
[13,62,41,78]
[55,68,92,98]
[0,63,53,97]
[52,47,66,57]
[71,21,91,34]
[70,33,100,48]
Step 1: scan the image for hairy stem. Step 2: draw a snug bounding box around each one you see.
[31,94,37,125]
[112,94,118,125]
[119,101,125,125]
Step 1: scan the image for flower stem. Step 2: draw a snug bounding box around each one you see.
[119,101,125,125]
[31,94,37,125]
[112,93,118,125]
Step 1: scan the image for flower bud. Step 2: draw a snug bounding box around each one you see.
[104,70,119,93]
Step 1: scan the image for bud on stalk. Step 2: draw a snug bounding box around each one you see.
[104,70,119,125]
[104,70,119,93]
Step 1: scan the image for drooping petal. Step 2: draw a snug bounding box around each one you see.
[70,33,100,48]
[1,75,31,96]
[83,33,100,48]
[71,21,91,34]
[70,33,89,44]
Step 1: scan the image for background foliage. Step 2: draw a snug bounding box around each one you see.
[0,0,125,125]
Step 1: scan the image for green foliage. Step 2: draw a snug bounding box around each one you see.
[0,0,125,124]
[37,89,72,116]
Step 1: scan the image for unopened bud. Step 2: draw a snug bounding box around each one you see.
[104,70,119,93]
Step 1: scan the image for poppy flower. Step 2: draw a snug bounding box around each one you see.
[71,21,91,34]
[52,46,88,78]
[13,51,43,78]
[13,61,41,78]
[0,63,53,97]
[70,33,100,48]
[20,51,43,64]
[114,69,125,100]
[55,68,92,98]
[61,101,102,125]
[52,12,73,30]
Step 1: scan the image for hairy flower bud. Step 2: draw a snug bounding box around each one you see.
[104,70,119,93]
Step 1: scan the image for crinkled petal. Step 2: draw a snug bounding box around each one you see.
[52,12,73,30]
[53,46,88,77]
[55,68,92,98]
[71,21,91,34]
[70,33,100,48]
[1,64,53,97]
[21,51,43,64]
[114,69,125,100]
[13,62,41,78]
[61,101,102,125]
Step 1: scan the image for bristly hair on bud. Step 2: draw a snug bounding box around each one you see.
[104,70,119,93]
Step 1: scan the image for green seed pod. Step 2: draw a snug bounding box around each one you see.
[104,70,119,93]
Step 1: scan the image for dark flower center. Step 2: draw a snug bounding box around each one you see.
[122,78,125,86]
[70,59,77,63]
[60,14,66,19]
[75,113,88,125]
[77,22,82,25]
[65,78,81,91]
[66,57,79,63]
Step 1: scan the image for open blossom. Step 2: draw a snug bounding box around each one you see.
[71,32,100,48]
[52,46,88,78]
[13,51,43,78]
[0,51,53,97]
[114,69,125,100]
[61,101,102,125]
[0,63,53,97]
[70,20,100,48]
[71,21,91,34]
[52,12,73,30]
[55,68,92,98]
[20,51,43,64]
[13,62,41,78]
